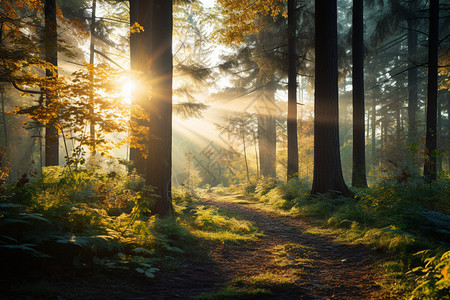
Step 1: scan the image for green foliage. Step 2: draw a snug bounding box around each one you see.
[244,183,256,195]
[192,206,255,233]
[0,163,205,280]
[234,271,297,289]
[407,250,450,299]
[198,286,270,300]
[256,179,309,211]
[173,191,260,243]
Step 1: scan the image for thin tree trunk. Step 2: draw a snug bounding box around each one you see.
[424,0,439,181]
[146,0,173,216]
[351,0,367,188]
[396,101,401,142]
[1,90,7,148]
[253,132,259,179]
[311,0,351,196]
[242,132,250,183]
[371,96,376,166]
[44,0,59,166]
[407,0,418,146]
[257,81,276,178]
[447,94,450,172]
[287,0,299,179]
[366,107,370,145]
[437,99,442,175]
[89,0,96,154]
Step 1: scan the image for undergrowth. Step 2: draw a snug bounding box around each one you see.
[173,189,260,243]
[0,162,202,291]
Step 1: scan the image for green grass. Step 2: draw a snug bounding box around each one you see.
[174,196,261,243]
[272,243,315,268]
[234,271,298,289]
[197,286,270,300]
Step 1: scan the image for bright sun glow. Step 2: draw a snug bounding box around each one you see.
[122,79,134,104]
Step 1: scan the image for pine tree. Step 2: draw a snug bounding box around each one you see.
[351,0,368,188]
[424,0,439,182]
[311,0,352,196]
[287,0,299,179]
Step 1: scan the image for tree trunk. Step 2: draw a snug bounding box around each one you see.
[129,0,150,174]
[424,0,439,182]
[407,1,418,146]
[351,0,367,188]
[311,0,351,196]
[1,89,7,149]
[253,132,260,179]
[437,99,442,175]
[44,0,59,166]
[287,0,299,179]
[257,82,276,178]
[242,131,250,183]
[447,94,450,172]
[371,97,376,166]
[146,0,173,216]
[89,0,96,154]
[396,100,401,142]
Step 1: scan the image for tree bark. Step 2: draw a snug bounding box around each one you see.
[351,0,367,188]
[437,98,442,174]
[447,94,450,173]
[311,0,351,196]
[257,81,276,178]
[371,97,376,165]
[424,0,439,182]
[287,0,299,179]
[89,0,96,154]
[129,0,150,174]
[242,131,250,183]
[44,0,59,166]
[146,0,173,216]
[407,0,418,146]
[396,100,401,142]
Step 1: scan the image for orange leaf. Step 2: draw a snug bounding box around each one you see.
[442,266,448,280]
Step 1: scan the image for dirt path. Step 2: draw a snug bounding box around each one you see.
[140,193,391,299]
[192,193,391,299]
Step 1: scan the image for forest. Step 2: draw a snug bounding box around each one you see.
[0,0,449,299]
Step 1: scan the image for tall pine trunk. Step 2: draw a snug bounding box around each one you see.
[146,0,173,215]
[44,0,59,166]
[351,0,367,188]
[129,0,150,174]
[311,0,351,196]
[287,0,299,178]
[424,0,439,182]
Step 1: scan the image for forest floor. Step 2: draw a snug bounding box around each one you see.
[4,193,393,299]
